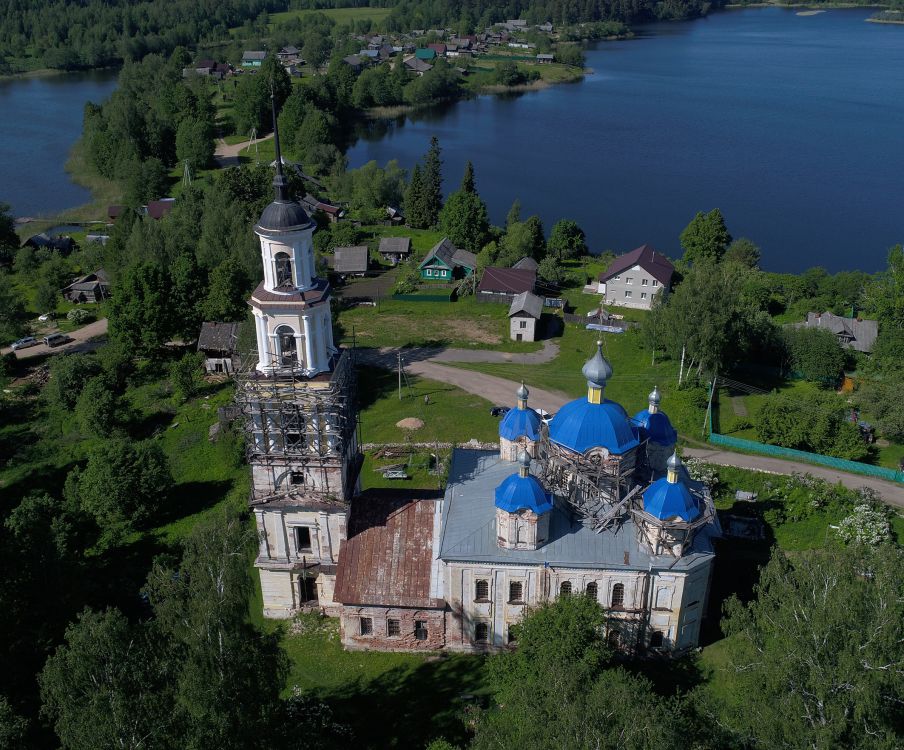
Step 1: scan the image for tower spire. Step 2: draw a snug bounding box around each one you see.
[270,92,289,202]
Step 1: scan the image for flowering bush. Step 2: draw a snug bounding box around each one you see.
[66,308,92,324]
[683,458,719,491]
[836,503,892,546]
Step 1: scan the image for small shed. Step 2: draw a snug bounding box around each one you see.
[536,53,554,64]
[197,322,239,374]
[333,246,369,278]
[378,236,411,264]
[62,269,110,303]
[508,291,543,342]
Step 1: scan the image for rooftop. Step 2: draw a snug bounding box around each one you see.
[478,266,536,295]
[508,291,543,319]
[333,245,369,274]
[438,450,716,571]
[197,321,239,353]
[599,244,674,286]
[335,490,445,608]
[379,236,412,254]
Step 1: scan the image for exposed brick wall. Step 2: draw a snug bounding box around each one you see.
[340,606,446,651]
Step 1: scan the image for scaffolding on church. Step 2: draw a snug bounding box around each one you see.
[234,337,360,506]
[536,430,648,532]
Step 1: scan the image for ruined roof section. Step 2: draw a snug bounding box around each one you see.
[197,321,239,353]
[335,490,445,608]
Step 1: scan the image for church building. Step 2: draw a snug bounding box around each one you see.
[238,103,718,655]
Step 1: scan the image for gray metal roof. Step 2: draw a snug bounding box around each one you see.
[438,450,715,572]
[805,311,878,353]
[333,245,369,273]
[508,291,543,319]
[379,236,411,254]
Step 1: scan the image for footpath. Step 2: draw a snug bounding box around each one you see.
[360,346,904,505]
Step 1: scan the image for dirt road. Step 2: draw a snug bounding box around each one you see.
[4,318,109,360]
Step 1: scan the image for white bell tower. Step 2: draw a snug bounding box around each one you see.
[249,96,335,376]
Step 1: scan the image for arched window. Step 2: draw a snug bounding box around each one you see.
[607,629,620,650]
[649,630,664,649]
[559,581,572,597]
[274,252,293,286]
[275,325,298,366]
[611,583,624,608]
[586,582,598,601]
[474,622,489,643]
[474,579,489,601]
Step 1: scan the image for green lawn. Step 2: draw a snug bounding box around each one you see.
[358,369,499,445]
[278,615,487,749]
[337,296,544,352]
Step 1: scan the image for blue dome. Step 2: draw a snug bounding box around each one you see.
[499,406,541,441]
[634,409,678,447]
[642,477,700,522]
[548,398,640,455]
[495,473,554,514]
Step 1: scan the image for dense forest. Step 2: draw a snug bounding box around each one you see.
[0,0,285,72]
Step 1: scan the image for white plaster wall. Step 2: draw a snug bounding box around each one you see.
[257,226,315,291]
[509,316,536,341]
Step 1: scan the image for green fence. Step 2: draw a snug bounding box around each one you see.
[708,432,904,484]
[705,379,903,483]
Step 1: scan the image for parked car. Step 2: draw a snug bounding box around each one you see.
[43,333,71,348]
[38,313,52,322]
[490,406,510,417]
[11,336,38,351]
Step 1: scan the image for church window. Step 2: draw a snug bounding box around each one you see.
[607,629,620,649]
[508,581,524,603]
[611,583,625,608]
[293,527,312,554]
[475,579,489,601]
[560,581,572,597]
[360,617,373,636]
[414,620,428,641]
[274,252,293,286]
[474,622,489,643]
[298,576,317,603]
[290,471,305,485]
[387,619,400,637]
[586,582,598,601]
[650,630,664,648]
[507,627,517,644]
[276,325,298,366]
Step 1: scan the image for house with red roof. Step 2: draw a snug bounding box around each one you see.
[597,244,674,310]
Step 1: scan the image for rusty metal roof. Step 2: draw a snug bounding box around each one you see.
[335,490,445,608]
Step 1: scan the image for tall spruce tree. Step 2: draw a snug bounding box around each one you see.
[422,136,443,227]
[438,161,490,251]
[404,163,429,229]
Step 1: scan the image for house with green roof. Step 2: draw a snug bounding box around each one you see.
[414,47,437,61]
[418,238,476,281]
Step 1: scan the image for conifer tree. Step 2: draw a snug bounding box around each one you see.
[439,161,490,251]
[422,136,443,227]
[404,163,429,229]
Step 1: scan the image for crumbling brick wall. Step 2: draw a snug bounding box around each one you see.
[340,606,446,651]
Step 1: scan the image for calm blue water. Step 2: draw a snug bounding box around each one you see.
[348,8,904,272]
[0,70,117,218]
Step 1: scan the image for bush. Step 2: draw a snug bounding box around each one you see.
[169,351,205,403]
[835,503,892,546]
[66,308,93,325]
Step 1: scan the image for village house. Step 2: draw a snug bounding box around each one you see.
[242,50,267,68]
[197,321,240,374]
[418,238,476,281]
[403,56,433,75]
[414,47,437,61]
[277,46,302,63]
[512,256,539,271]
[597,244,674,310]
[477,266,537,304]
[427,42,446,57]
[537,53,554,64]
[107,205,125,222]
[61,269,109,303]
[378,236,412,265]
[144,198,176,220]
[803,311,879,353]
[342,54,363,71]
[332,246,369,279]
[508,291,543,341]
[24,233,75,254]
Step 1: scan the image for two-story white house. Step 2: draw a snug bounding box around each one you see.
[597,244,675,310]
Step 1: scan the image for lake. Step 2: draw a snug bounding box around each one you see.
[0,70,117,219]
[348,8,904,273]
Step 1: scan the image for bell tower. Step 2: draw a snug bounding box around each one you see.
[237,95,360,618]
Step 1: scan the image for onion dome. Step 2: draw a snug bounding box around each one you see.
[633,409,677,447]
[256,95,312,233]
[494,453,554,514]
[500,383,541,441]
[649,385,662,408]
[582,340,613,389]
[642,453,700,522]
[547,343,639,455]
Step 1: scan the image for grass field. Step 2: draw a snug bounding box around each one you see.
[337,296,545,352]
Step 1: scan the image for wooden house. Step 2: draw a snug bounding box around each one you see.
[418,238,476,281]
[197,321,239,374]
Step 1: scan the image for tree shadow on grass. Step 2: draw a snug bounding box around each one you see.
[155,479,235,527]
[319,655,486,749]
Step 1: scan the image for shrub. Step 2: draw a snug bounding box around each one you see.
[835,503,892,546]
[66,308,93,325]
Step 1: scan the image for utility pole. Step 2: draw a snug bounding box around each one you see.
[702,372,717,437]
[398,351,402,401]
